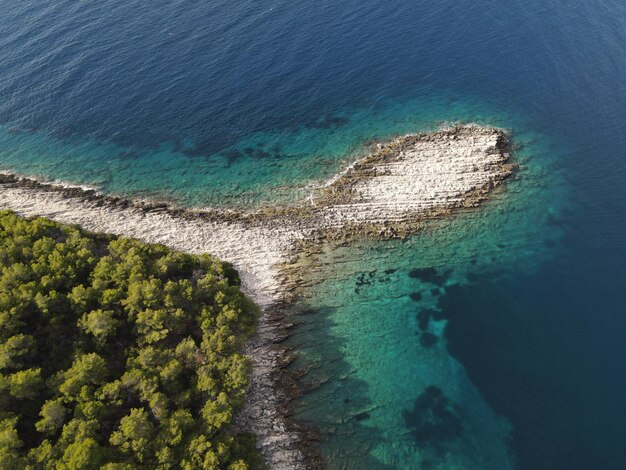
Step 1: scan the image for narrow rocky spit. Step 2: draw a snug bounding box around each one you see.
[0,124,513,469]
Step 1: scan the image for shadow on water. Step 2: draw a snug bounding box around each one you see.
[286,302,394,470]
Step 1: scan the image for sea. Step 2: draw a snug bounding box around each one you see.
[1,1,625,468]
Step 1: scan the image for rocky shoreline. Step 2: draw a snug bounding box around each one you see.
[0,124,513,469]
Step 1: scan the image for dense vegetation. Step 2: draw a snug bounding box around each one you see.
[0,210,262,469]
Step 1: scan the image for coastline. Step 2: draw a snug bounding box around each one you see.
[0,124,513,469]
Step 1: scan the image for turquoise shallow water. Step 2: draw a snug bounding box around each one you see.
[0,89,568,467]
[2,0,626,467]
[286,126,568,468]
[1,92,526,208]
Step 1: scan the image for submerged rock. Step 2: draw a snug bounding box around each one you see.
[403,386,464,446]
[409,267,438,281]
[417,310,430,331]
[419,332,439,348]
[408,267,450,285]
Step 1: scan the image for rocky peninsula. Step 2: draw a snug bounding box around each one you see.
[0,124,513,469]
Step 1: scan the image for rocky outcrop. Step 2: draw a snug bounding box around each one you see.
[0,124,513,469]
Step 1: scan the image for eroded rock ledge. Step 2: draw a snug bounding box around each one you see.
[0,124,513,469]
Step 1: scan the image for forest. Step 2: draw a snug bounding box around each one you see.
[0,210,262,469]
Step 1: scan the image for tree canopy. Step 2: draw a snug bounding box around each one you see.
[0,210,262,469]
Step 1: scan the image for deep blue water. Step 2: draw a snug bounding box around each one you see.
[1,0,626,468]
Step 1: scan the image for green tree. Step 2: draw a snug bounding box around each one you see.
[109,408,154,463]
[0,212,262,468]
[202,392,233,434]
[0,334,34,370]
[36,399,69,435]
[59,354,108,398]
[0,417,25,469]
[58,438,105,470]
[5,368,43,400]
[78,309,119,341]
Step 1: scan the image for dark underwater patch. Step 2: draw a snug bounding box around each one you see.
[243,146,272,159]
[221,145,276,161]
[431,309,447,321]
[355,272,372,287]
[409,292,423,302]
[419,332,438,347]
[408,267,450,285]
[409,267,436,280]
[183,136,232,157]
[354,269,395,295]
[311,114,350,129]
[223,149,243,166]
[403,386,464,446]
[417,310,430,331]
[416,308,444,331]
